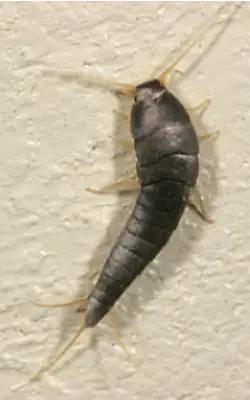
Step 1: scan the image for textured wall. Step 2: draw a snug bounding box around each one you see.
[1,2,250,400]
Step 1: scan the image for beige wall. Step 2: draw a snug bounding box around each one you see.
[1,2,250,400]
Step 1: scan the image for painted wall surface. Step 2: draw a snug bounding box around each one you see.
[1,2,250,400]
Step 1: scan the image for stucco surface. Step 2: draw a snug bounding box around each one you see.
[1,2,250,400]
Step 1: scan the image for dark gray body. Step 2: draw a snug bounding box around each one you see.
[85,80,199,328]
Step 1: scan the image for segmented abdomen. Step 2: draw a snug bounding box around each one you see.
[85,176,191,328]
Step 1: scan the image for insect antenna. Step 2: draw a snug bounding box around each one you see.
[43,68,136,97]
[151,2,244,86]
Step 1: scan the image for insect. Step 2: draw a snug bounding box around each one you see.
[32,2,242,380]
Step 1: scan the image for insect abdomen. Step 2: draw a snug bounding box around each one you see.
[85,180,189,328]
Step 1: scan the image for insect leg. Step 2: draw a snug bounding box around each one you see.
[108,134,134,152]
[187,98,211,116]
[198,130,220,143]
[43,68,136,97]
[87,172,139,194]
[30,317,87,381]
[156,3,242,86]
[188,186,213,224]
[113,109,130,120]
